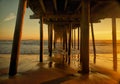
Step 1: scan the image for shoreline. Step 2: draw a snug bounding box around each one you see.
[0,54,120,84]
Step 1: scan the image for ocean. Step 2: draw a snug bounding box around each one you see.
[0,40,120,72]
[0,40,120,54]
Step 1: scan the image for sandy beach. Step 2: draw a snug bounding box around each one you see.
[0,54,120,84]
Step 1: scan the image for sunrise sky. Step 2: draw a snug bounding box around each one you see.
[0,0,120,40]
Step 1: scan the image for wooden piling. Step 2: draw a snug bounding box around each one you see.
[49,24,53,57]
[112,17,117,71]
[65,28,68,52]
[54,31,56,49]
[63,29,66,50]
[74,29,76,49]
[80,0,90,74]
[72,29,74,48]
[40,16,43,62]
[78,27,80,50]
[9,0,27,76]
[91,22,96,64]
[68,24,72,56]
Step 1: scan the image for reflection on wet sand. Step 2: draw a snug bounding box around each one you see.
[0,54,120,84]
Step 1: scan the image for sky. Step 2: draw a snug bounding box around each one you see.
[0,0,120,40]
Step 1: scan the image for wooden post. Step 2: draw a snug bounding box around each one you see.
[48,25,50,51]
[40,16,43,62]
[74,29,76,49]
[80,0,90,74]
[78,27,80,50]
[68,24,72,56]
[72,29,73,48]
[112,17,117,71]
[54,31,56,49]
[9,0,27,76]
[49,24,53,57]
[63,29,65,50]
[65,28,68,52]
[91,22,96,64]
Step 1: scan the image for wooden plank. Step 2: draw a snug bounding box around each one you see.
[9,0,27,76]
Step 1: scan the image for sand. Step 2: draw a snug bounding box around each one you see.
[0,54,120,84]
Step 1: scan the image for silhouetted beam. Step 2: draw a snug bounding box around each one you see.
[68,24,72,56]
[112,17,117,71]
[48,24,53,57]
[44,21,81,25]
[74,29,76,49]
[9,0,27,76]
[40,16,43,62]
[65,28,68,52]
[30,14,81,19]
[78,27,80,50]
[91,22,96,64]
[64,0,68,10]
[53,0,57,12]
[39,0,46,13]
[80,0,90,74]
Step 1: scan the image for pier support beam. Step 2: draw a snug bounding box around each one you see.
[65,28,68,52]
[72,29,74,48]
[91,22,96,64]
[68,24,72,56]
[9,0,27,76]
[80,0,90,74]
[39,16,43,62]
[112,17,117,71]
[78,27,80,50]
[48,24,53,57]
[74,29,76,49]
[54,31,56,49]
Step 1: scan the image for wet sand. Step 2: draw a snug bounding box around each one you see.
[0,54,120,84]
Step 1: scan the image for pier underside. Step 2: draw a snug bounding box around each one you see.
[8,0,120,79]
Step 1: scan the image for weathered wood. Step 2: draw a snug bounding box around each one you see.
[112,17,117,71]
[80,0,90,74]
[9,0,27,76]
[40,16,43,62]
[91,22,96,64]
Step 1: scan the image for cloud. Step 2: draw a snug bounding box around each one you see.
[3,13,16,22]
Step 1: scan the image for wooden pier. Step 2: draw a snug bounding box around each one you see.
[9,0,120,81]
